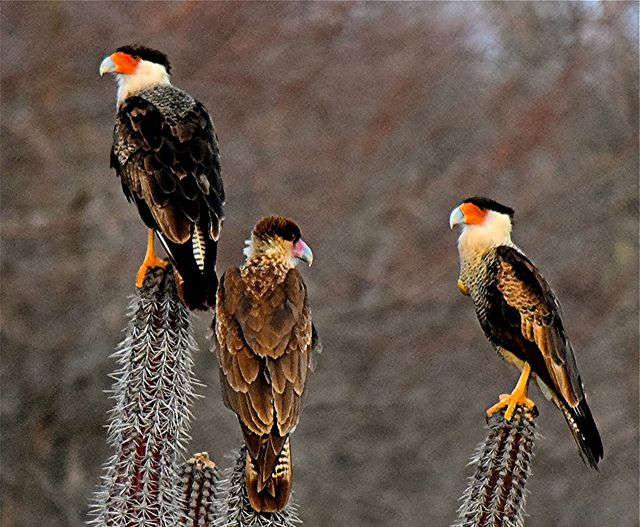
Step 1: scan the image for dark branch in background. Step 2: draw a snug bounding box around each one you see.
[179,452,224,526]
[213,447,302,527]
[453,406,537,527]
[90,267,200,526]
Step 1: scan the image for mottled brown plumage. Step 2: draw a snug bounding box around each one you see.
[215,217,314,512]
[496,249,582,407]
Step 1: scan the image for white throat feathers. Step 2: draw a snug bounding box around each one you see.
[243,237,254,260]
[457,210,514,262]
[117,60,170,105]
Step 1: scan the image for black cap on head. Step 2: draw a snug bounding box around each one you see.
[463,196,514,218]
[253,216,302,242]
[115,45,171,74]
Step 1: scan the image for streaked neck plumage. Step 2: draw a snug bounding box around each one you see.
[116,60,171,106]
[243,236,298,270]
[241,237,293,297]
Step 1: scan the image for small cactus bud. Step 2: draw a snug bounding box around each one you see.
[179,452,224,526]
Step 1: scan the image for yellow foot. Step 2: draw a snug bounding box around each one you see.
[486,362,536,421]
[136,229,169,288]
[457,279,470,296]
[486,391,536,421]
[135,256,168,288]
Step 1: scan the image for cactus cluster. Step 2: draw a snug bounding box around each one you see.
[90,267,304,526]
[453,406,537,527]
[90,267,200,526]
[89,266,540,527]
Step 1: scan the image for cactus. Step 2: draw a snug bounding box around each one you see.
[453,406,537,527]
[214,447,302,527]
[179,452,225,526]
[90,266,200,526]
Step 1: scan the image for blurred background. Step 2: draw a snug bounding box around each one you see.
[1,2,638,526]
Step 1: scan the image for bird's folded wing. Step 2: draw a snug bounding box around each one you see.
[496,245,584,407]
[113,96,224,243]
[215,269,312,437]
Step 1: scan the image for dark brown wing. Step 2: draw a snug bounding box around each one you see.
[215,268,312,464]
[495,245,583,406]
[111,93,224,309]
[492,246,602,467]
[112,95,224,243]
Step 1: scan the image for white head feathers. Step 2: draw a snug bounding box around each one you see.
[116,59,171,105]
[456,210,515,260]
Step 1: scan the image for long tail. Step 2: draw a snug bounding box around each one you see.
[245,436,292,513]
[556,396,603,469]
[156,227,218,310]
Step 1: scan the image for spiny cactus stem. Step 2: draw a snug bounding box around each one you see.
[453,405,537,527]
[90,266,200,527]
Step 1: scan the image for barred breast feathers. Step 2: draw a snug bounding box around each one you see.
[113,85,198,167]
[137,85,195,117]
[113,123,137,167]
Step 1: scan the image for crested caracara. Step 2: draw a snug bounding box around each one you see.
[450,197,603,469]
[100,45,224,310]
[215,216,316,512]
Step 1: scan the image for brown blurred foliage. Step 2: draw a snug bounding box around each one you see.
[1,2,638,526]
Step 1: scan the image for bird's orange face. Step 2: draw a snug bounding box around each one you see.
[110,52,140,74]
[450,201,490,229]
[459,202,488,225]
[99,52,140,76]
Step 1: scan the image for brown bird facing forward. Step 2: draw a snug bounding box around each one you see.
[100,45,224,309]
[215,216,316,512]
[450,197,603,468]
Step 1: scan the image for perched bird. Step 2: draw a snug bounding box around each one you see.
[100,45,224,309]
[450,197,603,468]
[215,216,316,512]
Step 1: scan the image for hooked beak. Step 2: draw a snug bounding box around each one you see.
[99,55,116,77]
[294,239,314,266]
[449,206,465,230]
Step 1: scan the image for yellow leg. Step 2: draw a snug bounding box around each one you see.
[135,229,168,288]
[486,362,536,421]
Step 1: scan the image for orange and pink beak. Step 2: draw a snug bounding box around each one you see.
[99,52,140,76]
[449,202,488,229]
[293,239,313,266]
